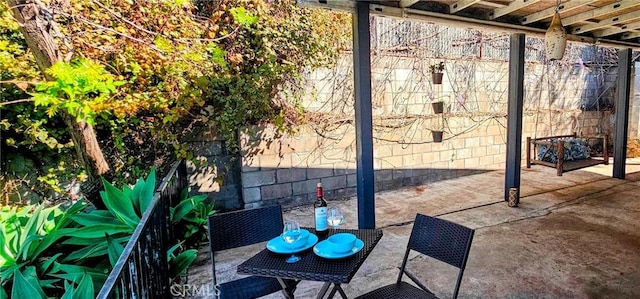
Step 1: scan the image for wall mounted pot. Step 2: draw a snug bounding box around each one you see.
[431,101,444,114]
[431,72,443,84]
[431,130,443,143]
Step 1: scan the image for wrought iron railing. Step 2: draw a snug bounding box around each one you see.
[97,160,187,299]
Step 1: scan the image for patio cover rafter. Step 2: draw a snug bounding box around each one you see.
[572,10,640,34]
[520,0,599,25]
[490,0,541,20]
[561,0,640,26]
[594,20,640,37]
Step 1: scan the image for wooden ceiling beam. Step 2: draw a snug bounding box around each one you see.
[521,0,599,25]
[562,0,640,26]
[490,0,541,19]
[622,32,640,40]
[399,0,420,8]
[593,20,640,37]
[450,0,482,14]
[572,10,640,34]
[478,1,505,9]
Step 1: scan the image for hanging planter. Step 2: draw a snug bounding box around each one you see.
[429,61,445,84]
[431,101,444,114]
[544,12,567,61]
[431,130,443,143]
[431,72,443,84]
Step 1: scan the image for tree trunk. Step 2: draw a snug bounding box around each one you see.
[6,0,110,204]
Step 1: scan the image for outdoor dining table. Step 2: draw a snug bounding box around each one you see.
[237,228,383,299]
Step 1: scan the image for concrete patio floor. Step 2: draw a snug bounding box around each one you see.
[186,159,640,298]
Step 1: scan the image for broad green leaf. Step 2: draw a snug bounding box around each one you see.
[49,271,108,292]
[0,286,7,299]
[169,249,197,277]
[11,269,45,299]
[171,194,207,224]
[18,234,44,262]
[38,278,60,289]
[66,200,88,215]
[22,266,47,298]
[0,228,16,266]
[60,280,74,299]
[63,242,111,262]
[40,253,63,274]
[51,262,109,278]
[73,273,94,299]
[71,212,122,227]
[18,205,45,247]
[122,184,134,202]
[101,179,140,228]
[71,224,133,239]
[106,234,125,268]
[30,228,78,260]
[139,169,156,214]
[166,242,183,259]
[130,178,145,214]
[63,235,129,246]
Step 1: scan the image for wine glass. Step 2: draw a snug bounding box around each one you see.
[327,207,344,231]
[282,220,302,263]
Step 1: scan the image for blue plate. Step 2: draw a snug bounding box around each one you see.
[313,238,364,259]
[266,232,318,254]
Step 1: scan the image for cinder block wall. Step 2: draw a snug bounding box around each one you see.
[210,32,622,209]
[186,129,243,210]
[240,109,610,209]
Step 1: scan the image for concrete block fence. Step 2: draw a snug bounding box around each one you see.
[237,110,610,209]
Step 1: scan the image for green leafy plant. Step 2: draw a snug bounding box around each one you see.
[429,61,445,73]
[31,59,124,125]
[5,267,94,299]
[0,202,84,283]
[171,189,215,241]
[0,201,105,298]
[168,189,216,278]
[63,169,156,262]
[66,169,211,283]
[167,242,197,279]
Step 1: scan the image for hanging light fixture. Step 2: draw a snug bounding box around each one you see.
[545,0,567,61]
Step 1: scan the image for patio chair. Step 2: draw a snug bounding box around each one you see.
[356,214,474,299]
[208,205,298,299]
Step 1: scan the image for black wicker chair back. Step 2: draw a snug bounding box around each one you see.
[209,205,284,251]
[208,205,295,299]
[407,214,474,269]
[356,214,474,299]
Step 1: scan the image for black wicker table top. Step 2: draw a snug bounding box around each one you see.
[237,228,383,284]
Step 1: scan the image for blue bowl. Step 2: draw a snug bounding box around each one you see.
[327,233,356,253]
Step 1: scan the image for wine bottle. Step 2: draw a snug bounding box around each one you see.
[314,182,328,238]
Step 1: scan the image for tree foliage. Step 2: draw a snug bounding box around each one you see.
[1,0,351,197]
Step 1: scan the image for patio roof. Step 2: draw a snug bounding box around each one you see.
[300,0,640,49]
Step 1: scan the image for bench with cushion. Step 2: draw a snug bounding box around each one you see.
[526,133,608,176]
